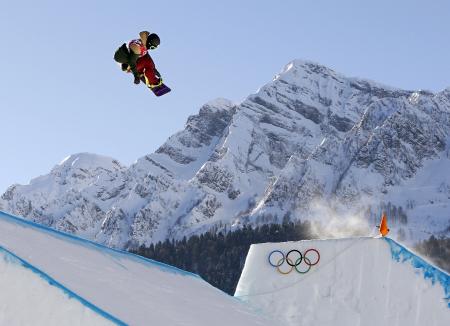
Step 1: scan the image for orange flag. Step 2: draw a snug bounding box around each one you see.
[378,212,390,237]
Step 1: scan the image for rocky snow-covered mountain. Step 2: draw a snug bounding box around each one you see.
[2,60,450,248]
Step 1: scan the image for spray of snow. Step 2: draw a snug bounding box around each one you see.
[303,199,373,239]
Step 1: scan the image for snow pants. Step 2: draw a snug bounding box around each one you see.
[136,54,159,85]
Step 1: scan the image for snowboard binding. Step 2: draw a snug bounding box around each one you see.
[142,74,171,97]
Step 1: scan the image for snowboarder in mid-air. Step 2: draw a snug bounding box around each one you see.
[114,31,171,96]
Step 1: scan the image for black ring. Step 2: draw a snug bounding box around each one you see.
[286,249,302,266]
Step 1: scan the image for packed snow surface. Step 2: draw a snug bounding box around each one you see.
[0,210,272,326]
[235,237,450,326]
[0,247,115,325]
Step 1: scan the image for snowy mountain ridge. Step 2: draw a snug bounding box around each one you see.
[2,59,450,248]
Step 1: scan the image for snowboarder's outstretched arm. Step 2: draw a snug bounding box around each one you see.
[113,43,141,82]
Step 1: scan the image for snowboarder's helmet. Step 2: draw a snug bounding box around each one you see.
[147,33,160,50]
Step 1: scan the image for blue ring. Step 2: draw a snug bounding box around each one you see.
[268,250,285,267]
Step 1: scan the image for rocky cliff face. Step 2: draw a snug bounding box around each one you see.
[2,60,450,248]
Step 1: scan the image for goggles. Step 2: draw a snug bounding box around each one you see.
[148,44,158,50]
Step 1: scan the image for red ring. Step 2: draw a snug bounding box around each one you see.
[303,248,320,266]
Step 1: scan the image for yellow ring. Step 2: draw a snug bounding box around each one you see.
[276,257,294,275]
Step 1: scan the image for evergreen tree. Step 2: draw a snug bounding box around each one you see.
[414,235,450,273]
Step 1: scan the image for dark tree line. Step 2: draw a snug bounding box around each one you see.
[130,221,315,295]
[414,235,450,273]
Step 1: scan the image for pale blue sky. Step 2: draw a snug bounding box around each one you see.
[1,0,449,192]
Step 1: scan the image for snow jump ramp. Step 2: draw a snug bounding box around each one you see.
[235,237,450,326]
[0,210,272,326]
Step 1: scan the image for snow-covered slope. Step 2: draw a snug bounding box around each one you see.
[0,210,273,326]
[235,237,450,326]
[0,248,116,325]
[2,60,450,248]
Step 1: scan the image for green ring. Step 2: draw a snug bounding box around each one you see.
[295,256,311,274]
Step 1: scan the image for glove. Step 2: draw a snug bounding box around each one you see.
[121,63,130,72]
[134,76,141,84]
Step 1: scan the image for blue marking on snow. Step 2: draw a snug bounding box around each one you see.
[0,210,201,279]
[0,245,127,325]
[383,237,450,308]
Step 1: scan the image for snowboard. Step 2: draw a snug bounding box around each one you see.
[149,83,171,97]
[141,75,171,97]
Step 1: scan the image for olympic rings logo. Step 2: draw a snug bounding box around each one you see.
[268,249,320,274]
